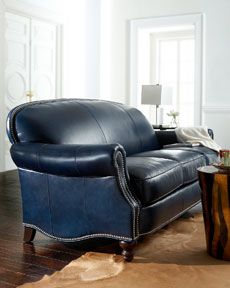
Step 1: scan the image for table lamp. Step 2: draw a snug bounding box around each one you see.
[141,84,172,126]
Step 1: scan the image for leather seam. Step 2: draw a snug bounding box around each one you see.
[83,177,91,234]
[129,163,181,181]
[183,177,199,185]
[74,146,81,175]
[74,101,108,144]
[110,102,143,152]
[37,144,48,171]
[138,154,204,165]
[46,174,54,235]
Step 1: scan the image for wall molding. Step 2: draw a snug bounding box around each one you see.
[2,0,64,23]
[202,105,230,113]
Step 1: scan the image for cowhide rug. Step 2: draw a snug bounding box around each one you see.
[18,213,230,288]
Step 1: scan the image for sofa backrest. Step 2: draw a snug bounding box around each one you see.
[7,99,160,155]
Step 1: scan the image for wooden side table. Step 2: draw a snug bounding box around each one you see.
[198,166,230,260]
[152,124,176,130]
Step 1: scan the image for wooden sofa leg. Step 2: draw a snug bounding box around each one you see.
[24,227,36,243]
[119,240,136,262]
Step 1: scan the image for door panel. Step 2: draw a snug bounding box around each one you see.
[31,19,57,100]
[5,12,30,107]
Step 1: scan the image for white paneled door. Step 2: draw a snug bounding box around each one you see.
[5,12,30,109]
[4,12,59,170]
[31,19,57,100]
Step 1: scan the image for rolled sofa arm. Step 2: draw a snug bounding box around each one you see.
[11,142,127,177]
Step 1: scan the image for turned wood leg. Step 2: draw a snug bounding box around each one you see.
[119,240,136,262]
[24,227,36,243]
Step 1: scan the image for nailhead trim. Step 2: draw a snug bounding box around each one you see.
[9,102,33,143]
[113,149,140,238]
[23,223,133,242]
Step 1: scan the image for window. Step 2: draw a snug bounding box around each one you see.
[130,14,203,127]
[152,31,195,126]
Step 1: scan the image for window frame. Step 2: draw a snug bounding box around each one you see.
[152,31,195,126]
[129,14,204,126]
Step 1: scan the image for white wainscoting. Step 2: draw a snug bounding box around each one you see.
[202,106,230,149]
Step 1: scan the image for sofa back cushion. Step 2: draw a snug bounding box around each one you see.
[7,99,160,155]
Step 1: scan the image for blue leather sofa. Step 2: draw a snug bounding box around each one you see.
[7,99,218,261]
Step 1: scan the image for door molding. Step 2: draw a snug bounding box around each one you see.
[2,0,64,23]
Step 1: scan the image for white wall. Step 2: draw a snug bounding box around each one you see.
[61,0,87,99]
[39,0,101,100]
[103,0,230,148]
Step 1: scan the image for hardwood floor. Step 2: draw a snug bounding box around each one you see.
[0,170,119,287]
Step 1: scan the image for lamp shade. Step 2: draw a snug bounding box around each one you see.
[141,85,162,105]
[141,84,172,106]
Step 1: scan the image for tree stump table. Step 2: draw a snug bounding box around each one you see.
[198,165,230,260]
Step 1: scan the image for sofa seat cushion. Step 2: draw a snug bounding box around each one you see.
[126,157,183,206]
[132,149,206,185]
[163,146,218,165]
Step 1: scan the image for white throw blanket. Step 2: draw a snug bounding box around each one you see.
[175,126,221,152]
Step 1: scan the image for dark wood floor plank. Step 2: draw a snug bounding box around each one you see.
[0,247,68,271]
[0,280,16,288]
[0,266,37,286]
[0,243,77,265]
[0,239,82,262]
[0,255,56,277]
[0,235,86,257]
